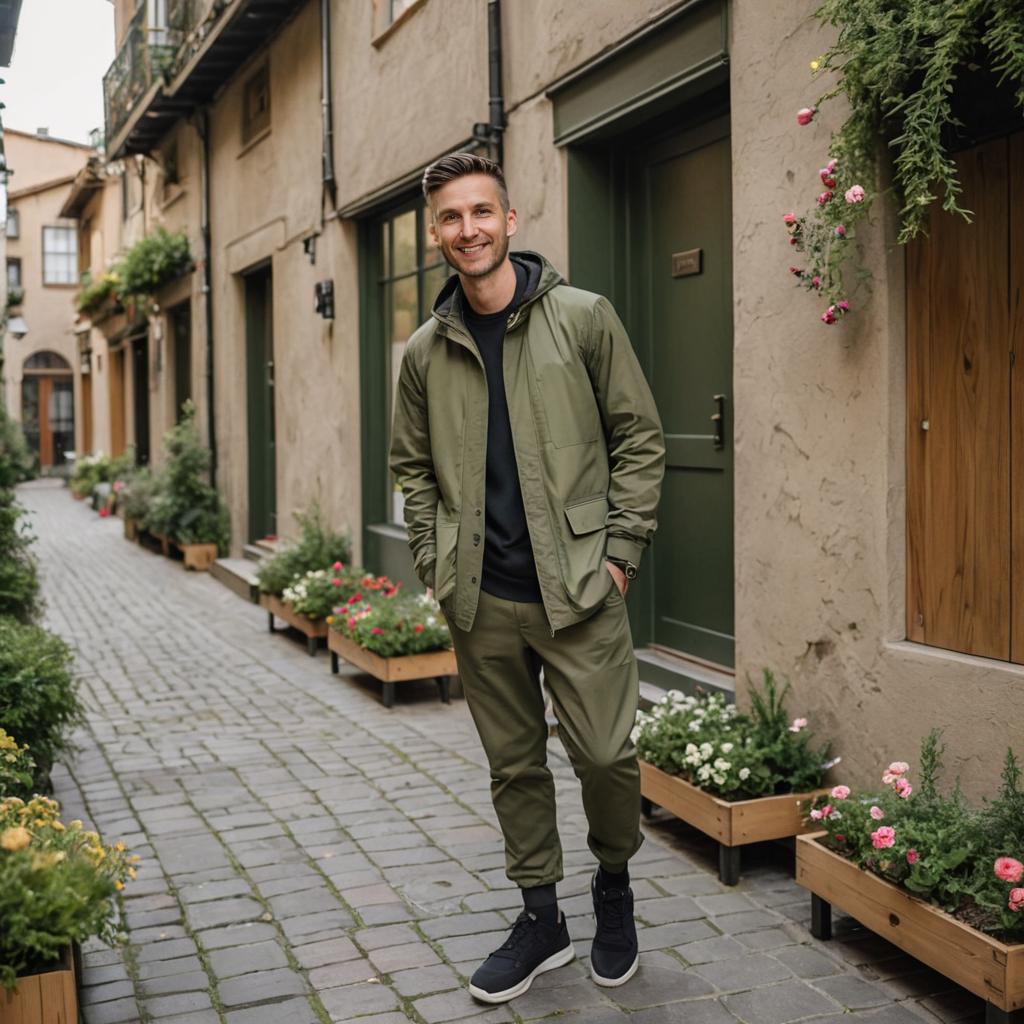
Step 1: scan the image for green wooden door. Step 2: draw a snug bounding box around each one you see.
[634,118,734,665]
[245,266,276,541]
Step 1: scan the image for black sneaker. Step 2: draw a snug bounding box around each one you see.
[590,871,639,986]
[468,910,575,1003]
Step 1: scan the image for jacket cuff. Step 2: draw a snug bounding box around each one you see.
[606,535,645,568]
[415,555,436,591]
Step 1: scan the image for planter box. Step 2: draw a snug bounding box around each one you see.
[797,833,1024,1023]
[0,945,78,1023]
[259,592,328,656]
[328,628,457,708]
[123,517,139,541]
[639,760,827,885]
[142,530,217,572]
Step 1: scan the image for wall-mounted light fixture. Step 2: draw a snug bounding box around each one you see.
[314,280,334,320]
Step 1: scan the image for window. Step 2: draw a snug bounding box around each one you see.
[373,0,425,38]
[42,226,77,285]
[242,64,270,144]
[378,202,448,524]
[906,131,1023,663]
[7,258,21,289]
[6,207,18,238]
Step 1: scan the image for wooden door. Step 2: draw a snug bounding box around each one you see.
[110,347,126,458]
[132,335,151,466]
[1011,133,1024,663]
[245,265,276,541]
[907,136,1012,660]
[634,118,735,666]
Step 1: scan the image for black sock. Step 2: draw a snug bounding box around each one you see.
[598,864,630,890]
[522,882,558,924]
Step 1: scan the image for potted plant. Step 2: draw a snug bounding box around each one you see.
[0,729,33,802]
[798,733,1024,1023]
[328,589,456,707]
[633,673,833,884]
[0,795,137,1023]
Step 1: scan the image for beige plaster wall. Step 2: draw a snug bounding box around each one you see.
[729,0,1021,799]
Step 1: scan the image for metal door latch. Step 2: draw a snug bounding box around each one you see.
[711,394,726,450]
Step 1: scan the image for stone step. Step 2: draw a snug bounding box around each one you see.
[211,558,260,603]
[636,648,735,708]
[242,543,268,563]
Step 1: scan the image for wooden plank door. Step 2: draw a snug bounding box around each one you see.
[245,265,276,541]
[906,136,1011,660]
[110,347,126,458]
[1011,133,1024,663]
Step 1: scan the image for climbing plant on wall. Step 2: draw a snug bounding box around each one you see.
[784,0,1024,324]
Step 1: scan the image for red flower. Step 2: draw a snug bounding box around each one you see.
[816,190,834,206]
[907,849,919,865]
[414,623,425,633]
[371,626,384,635]
[99,507,110,518]
[331,578,342,586]
[834,834,845,843]
[789,266,804,277]
[797,106,817,126]
[347,593,362,604]
[819,169,837,188]
[332,561,343,571]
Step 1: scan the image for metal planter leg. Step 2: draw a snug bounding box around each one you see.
[811,893,832,940]
[306,635,317,657]
[985,1005,1024,1023]
[718,843,741,886]
[382,682,395,708]
[640,797,655,818]
[267,612,275,632]
[436,676,451,703]
[330,651,339,675]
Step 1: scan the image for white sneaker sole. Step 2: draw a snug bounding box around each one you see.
[590,952,639,988]
[468,942,576,1003]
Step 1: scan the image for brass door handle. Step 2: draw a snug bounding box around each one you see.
[711,394,726,450]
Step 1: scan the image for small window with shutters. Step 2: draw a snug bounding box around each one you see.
[242,63,271,146]
[906,130,1023,663]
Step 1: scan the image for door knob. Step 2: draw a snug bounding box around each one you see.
[711,394,726,450]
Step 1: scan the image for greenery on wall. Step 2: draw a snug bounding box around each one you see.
[785,0,1024,323]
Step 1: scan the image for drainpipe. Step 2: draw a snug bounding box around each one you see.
[197,109,218,487]
[487,0,505,165]
[320,0,336,206]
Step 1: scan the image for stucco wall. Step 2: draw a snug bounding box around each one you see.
[729,0,1021,799]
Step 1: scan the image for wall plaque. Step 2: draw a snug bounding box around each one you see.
[672,248,702,277]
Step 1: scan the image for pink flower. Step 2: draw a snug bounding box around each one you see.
[817,190,834,206]
[834,225,846,237]
[995,857,1024,884]
[331,577,342,586]
[789,718,808,733]
[797,106,817,126]
[830,785,851,800]
[826,158,838,174]
[371,626,384,635]
[347,616,357,629]
[810,804,832,821]
[347,593,362,604]
[844,184,866,203]
[1009,888,1024,912]
[789,237,798,246]
[906,849,919,865]
[871,826,896,850]
[99,507,110,517]
[894,778,913,799]
[789,266,804,277]
[819,169,837,188]
[837,300,850,312]
[783,212,798,226]
[821,307,837,325]
[811,276,822,289]
[332,561,343,571]
[887,762,910,777]
[869,806,885,820]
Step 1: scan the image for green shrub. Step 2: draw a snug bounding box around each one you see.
[0,795,135,989]
[146,403,229,553]
[119,466,157,522]
[0,496,40,624]
[0,729,34,801]
[0,408,35,487]
[256,503,352,596]
[334,590,450,657]
[811,732,1024,940]
[0,619,80,789]
[119,228,191,299]
[633,671,832,800]
[75,271,121,316]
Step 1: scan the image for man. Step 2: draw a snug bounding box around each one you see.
[390,152,664,1003]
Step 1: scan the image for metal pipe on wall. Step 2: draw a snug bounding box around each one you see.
[320,0,336,204]
[487,0,505,165]
[197,109,217,487]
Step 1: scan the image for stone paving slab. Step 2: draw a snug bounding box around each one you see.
[19,479,987,1024]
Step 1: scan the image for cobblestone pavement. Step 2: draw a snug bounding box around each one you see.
[22,479,986,1024]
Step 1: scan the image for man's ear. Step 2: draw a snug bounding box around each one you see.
[428,216,439,246]
[506,206,518,238]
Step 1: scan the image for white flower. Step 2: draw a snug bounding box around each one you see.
[688,721,701,732]
[721,743,734,754]
[629,725,641,743]
[699,742,714,759]
[697,765,712,781]
[713,759,732,772]
[739,767,750,780]
[685,743,698,756]
[666,689,684,702]
[712,774,725,786]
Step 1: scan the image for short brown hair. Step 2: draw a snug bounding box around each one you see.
[422,152,509,213]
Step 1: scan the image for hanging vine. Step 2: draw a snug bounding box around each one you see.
[784,0,1024,325]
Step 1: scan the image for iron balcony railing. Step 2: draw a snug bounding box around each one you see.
[103,2,190,148]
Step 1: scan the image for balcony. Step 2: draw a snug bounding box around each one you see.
[103,0,299,159]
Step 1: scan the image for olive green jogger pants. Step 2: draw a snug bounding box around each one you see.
[447,587,643,888]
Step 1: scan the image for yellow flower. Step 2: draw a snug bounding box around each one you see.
[51,820,65,832]
[115,841,125,852]
[810,59,820,71]
[114,880,124,891]
[128,867,137,880]
[70,820,83,830]
[1,826,31,852]
[325,615,334,625]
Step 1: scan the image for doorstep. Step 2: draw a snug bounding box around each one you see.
[210,558,260,603]
[636,647,735,707]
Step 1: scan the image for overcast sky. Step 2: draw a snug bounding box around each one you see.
[4,0,115,145]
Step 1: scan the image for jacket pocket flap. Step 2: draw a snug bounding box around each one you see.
[564,495,609,536]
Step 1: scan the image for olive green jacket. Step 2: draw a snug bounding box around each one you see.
[389,251,665,633]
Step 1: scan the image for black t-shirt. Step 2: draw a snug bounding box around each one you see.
[462,262,543,603]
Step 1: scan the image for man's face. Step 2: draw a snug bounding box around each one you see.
[429,173,517,279]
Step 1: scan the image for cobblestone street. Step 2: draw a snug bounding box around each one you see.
[23,478,986,1024]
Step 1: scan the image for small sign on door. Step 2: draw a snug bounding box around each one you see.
[672,248,703,277]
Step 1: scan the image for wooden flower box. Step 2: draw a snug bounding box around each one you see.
[797,833,1024,1023]
[0,945,78,1023]
[123,516,138,541]
[639,760,827,885]
[145,531,217,572]
[259,592,328,656]
[327,628,457,708]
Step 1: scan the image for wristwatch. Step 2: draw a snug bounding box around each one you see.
[607,556,639,580]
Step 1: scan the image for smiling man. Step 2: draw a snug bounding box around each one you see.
[390,153,665,1003]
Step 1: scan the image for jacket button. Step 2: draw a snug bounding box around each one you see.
[473,534,480,545]
[475,508,481,516]
[471,576,477,584]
